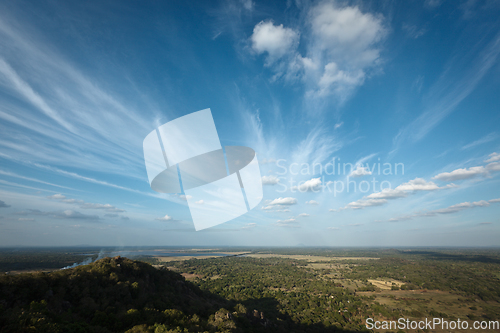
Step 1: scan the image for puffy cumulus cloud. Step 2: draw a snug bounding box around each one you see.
[349,165,372,178]
[276,218,299,227]
[433,166,487,181]
[367,188,407,199]
[80,203,125,213]
[346,198,387,210]
[316,63,365,97]
[155,214,173,221]
[56,210,99,220]
[485,152,500,163]
[335,177,454,211]
[309,2,386,61]
[251,21,299,64]
[261,175,280,185]
[14,208,99,220]
[291,177,323,192]
[395,178,454,191]
[179,195,192,201]
[487,162,500,172]
[269,197,297,205]
[432,156,500,182]
[249,2,387,101]
[47,194,125,213]
[305,200,319,205]
[306,1,387,98]
[0,200,10,208]
[298,213,310,217]
[387,199,499,222]
[47,194,66,200]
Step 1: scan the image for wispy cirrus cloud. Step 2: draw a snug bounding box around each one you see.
[0,11,164,182]
[391,32,500,154]
[461,132,497,150]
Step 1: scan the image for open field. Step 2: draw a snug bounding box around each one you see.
[246,253,379,261]
[368,278,405,290]
[2,247,500,332]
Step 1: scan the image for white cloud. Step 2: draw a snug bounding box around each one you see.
[395,178,444,191]
[402,23,427,39]
[47,194,66,200]
[179,194,192,201]
[276,218,299,227]
[48,194,125,212]
[387,198,500,221]
[485,152,500,163]
[433,166,487,181]
[261,175,280,185]
[269,197,297,205]
[346,198,387,209]
[259,158,276,164]
[291,177,322,192]
[241,222,256,229]
[462,133,497,150]
[18,217,34,221]
[248,2,387,101]
[338,177,454,211]
[487,162,500,172]
[367,188,407,199]
[298,213,309,217]
[349,165,372,178]
[251,21,299,64]
[239,0,253,11]
[327,227,340,230]
[334,122,343,130]
[80,203,125,212]
[306,2,387,98]
[195,200,204,204]
[316,62,365,97]
[155,214,173,221]
[305,200,319,205]
[56,210,99,220]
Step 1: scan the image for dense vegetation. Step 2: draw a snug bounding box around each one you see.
[0,256,363,333]
[1,248,500,332]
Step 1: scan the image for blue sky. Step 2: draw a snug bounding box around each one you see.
[0,0,499,247]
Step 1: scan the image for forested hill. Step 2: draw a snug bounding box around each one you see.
[0,257,230,332]
[0,257,363,333]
